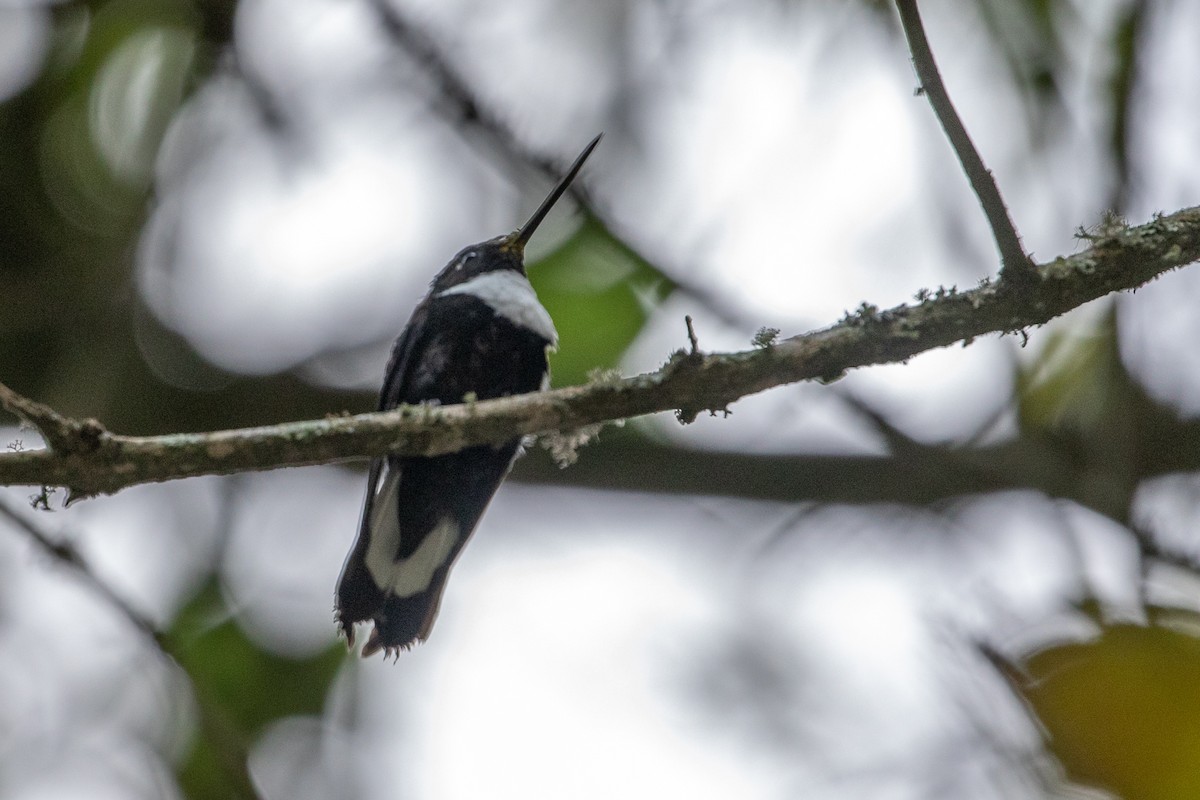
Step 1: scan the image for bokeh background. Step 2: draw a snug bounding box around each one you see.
[4,0,1200,798]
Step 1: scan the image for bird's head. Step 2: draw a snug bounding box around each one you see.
[430,134,601,294]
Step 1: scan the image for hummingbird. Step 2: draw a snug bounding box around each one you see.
[335,135,602,657]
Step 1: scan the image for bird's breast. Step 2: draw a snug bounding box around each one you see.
[405,272,555,406]
[437,269,557,347]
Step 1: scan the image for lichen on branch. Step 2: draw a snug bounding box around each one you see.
[1,205,1199,498]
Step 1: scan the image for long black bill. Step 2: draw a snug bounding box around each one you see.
[511,133,603,251]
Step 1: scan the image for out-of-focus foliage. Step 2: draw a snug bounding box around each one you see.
[531,216,674,387]
[170,582,344,797]
[1009,610,1200,800]
[4,0,1200,798]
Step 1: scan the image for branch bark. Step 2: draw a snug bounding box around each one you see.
[2,205,1199,497]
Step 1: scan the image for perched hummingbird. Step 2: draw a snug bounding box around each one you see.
[336,135,602,657]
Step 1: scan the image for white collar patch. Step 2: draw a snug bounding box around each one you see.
[437,270,558,345]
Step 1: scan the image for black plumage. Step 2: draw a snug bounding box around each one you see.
[336,136,600,657]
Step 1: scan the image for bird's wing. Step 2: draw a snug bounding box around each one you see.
[335,301,430,644]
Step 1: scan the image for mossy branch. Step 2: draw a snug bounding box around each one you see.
[2,206,1199,498]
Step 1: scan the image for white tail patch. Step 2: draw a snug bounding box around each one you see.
[385,517,460,598]
[363,466,461,598]
[437,270,558,345]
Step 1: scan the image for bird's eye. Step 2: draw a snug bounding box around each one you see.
[456,250,477,271]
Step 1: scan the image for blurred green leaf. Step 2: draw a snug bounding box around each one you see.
[529,215,674,387]
[1016,311,1122,436]
[1013,612,1200,799]
[169,582,345,799]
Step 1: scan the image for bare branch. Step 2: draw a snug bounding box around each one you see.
[894,0,1036,285]
[1,205,1198,496]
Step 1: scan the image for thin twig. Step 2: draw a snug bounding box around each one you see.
[894,0,1035,285]
[685,315,700,355]
[0,494,264,800]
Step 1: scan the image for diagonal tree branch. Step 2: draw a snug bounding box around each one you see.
[895,0,1036,285]
[364,0,761,329]
[0,493,160,638]
[0,493,264,800]
[2,205,1199,497]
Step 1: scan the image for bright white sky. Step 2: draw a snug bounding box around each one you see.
[5,0,1200,798]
